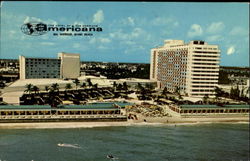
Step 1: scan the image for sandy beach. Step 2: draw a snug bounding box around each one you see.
[0,114,248,129]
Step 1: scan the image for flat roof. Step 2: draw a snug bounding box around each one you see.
[0,102,132,110]
[9,79,73,87]
[180,104,250,109]
[20,55,58,60]
[0,105,51,110]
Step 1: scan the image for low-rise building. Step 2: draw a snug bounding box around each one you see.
[111,78,157,89]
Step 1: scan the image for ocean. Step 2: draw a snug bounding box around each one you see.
[0,123,249,161]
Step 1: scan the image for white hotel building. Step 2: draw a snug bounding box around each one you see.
[150,40,220,97]
[19,52,80,79]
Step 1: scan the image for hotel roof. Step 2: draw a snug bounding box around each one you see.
[180,104,250,109]
[0,102,131,110]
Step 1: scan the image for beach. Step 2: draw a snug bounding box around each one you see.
[0,114,248,129]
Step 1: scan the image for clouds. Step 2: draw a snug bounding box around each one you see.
[73,43,81,49]
[99,38,111,43]
[93,10,104,23]
[187,22,225,40]
[187,24,203,37]
[151,17,179,27]
[127,17,135,26]
[229,26,249,36]
[40,42,55,46]
[121,17,135,26]
[109,28,145,40]
[1,2,249,65]
[23,16,58,25]
[207,22,225,34]
[206,35,223,42]
[89,37,111,44]
[227,46,235,55]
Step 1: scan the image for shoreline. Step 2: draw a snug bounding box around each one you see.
[0,115,248,129]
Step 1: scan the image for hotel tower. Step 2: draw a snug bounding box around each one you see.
[150,40,220,97]
[19,52,80,79]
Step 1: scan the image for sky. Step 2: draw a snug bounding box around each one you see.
[0,2,249,67]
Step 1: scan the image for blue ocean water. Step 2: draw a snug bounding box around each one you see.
[0,123,249,161]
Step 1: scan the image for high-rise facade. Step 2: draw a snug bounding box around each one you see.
[19,56,61,79]
[19,53,80,79]
[150,40,220,97]
[58,52,80,79]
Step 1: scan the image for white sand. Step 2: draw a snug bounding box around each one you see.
[0,115,248,129]
[0,121,131,129]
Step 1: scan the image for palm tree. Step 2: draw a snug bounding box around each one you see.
[93,83,98,89]
[117,83,123,91]
[145,83,154,91]
[112,81,117,92]
[136,83,143,92]
[162,87,168,95]
[32,86,40,95]
[73,79,80,90]
[203,94,209,104]
[48,84,61,108]
[240,87,246,98]
[45,85,50,92]
[81,82,86,89]
[113,81,117,89]
[175,86,180,95]
[51,83,59,92]
[65,83,72,91]
[122,82,128,92]
[25,84,33,95]
[214,86,223,99]
[87,78,92,88]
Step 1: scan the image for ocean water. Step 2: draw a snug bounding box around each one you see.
[0,123,249,161]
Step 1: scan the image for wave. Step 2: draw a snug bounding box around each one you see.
[57,143,82,149]
[0,120,248,129]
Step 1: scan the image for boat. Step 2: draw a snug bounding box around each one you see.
[57,143,64,146]
[107,155,119,160]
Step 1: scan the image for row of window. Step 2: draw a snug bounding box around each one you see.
[192,78,218,80]
[192,86,215,88]
[191,82,217,84]
[193,55,219,58]
[193,63,218,65]
[194,51,219,54]
[26,76,59,78]
[192,74,218,77]
[195,47,217,50]
[192,59,219,62]
[27,72,60,75]
[26,70,60,73]
[193,66,218,69]
[27,58,60,61]
[192,94,214,96]
[192,89,214,92]
[192,70,218,73]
